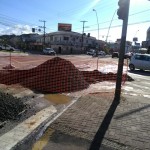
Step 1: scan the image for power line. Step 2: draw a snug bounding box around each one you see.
[84,20,150,32]
[74,8,150,31]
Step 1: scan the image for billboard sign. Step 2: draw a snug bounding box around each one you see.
[58,23,72,32]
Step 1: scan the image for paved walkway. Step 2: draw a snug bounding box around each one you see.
[41,94,150,150]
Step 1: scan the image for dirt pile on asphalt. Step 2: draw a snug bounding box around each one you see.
[21,57,89,93]
[0,57,133,93]
[82,70,117,83]
[0,91,26,121]
[0,57,89,93]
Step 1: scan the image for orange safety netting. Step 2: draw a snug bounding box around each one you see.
[0,57,130,93]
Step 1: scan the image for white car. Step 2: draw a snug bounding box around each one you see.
[0,45,16,51]
[43,48,56,55]
[98,51,106,56]
[129,53,150,71]
[87,49,95,55]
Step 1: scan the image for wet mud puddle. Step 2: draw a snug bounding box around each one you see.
[44,94,71,104]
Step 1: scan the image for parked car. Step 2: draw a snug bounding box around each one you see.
[129,53,150,71]
[98,51,106,56]
[124,52,133,59]
[87,49,95,55]
[0,45,16,51]
[112,52,132,59]
[92,50,106,57]
[43,48,56,55]
[112,52,119,58]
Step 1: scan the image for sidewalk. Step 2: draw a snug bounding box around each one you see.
[0,92,150,150]
[0,105,57,150]
[39,94,150,150]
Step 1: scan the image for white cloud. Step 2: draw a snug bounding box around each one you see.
[0,24,32,35]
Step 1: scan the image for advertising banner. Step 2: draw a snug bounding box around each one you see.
[58,23,72,32]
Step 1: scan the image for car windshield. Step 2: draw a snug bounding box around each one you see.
[45,48,53,51]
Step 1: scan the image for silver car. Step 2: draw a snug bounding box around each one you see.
[43,48,56,55]
[129,53,150,71]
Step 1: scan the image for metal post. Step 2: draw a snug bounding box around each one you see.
[80,21,87,50]
[43,21,46,47]
[114,0,130,101]
[93,9,99,70]
[39,20,46,48]
[93,9,99,40]
[10,51,11,66]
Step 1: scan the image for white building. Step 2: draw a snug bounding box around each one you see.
[36,31,104,54]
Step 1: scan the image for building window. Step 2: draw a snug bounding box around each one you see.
[64,37,69,41]
[54,37,57,41]
[50,36,53,41]
[72,38,75,41]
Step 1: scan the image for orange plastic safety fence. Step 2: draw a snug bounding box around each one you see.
[0,57,129,93]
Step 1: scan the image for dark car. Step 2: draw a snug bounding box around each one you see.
[112,52,132,59]
[112,52,119,58]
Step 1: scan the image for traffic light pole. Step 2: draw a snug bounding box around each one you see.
[114,0,130,101]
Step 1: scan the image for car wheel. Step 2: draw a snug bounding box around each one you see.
[129,64,135,71]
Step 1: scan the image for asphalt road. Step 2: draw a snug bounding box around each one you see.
[122,70,150,104]
[0,52,150,150]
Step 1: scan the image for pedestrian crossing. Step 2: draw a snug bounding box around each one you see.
[122,72,150,102]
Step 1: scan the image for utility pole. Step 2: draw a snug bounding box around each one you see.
[115,0,130,101]
[80,21,88,50]
[39,20,46,48]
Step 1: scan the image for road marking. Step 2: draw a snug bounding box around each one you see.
[128,73,150,81]
[125,82,150,89]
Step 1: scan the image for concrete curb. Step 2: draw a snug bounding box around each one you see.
[0,105,57,150]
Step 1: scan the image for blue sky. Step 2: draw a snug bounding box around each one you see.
[0,0,150,44]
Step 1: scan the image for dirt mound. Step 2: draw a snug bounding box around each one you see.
[81,70,117,83]
[20,57,89,93]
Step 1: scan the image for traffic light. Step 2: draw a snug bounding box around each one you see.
[32,28,35,32]
[117,0,129,20]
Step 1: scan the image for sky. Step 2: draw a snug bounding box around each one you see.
[0,0,150,44]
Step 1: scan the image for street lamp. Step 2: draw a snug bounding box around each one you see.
[93,9,99,70]
[93,9,99,40]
